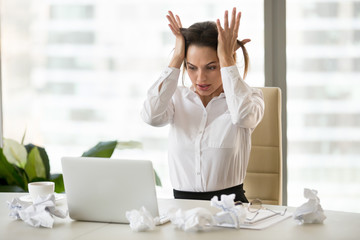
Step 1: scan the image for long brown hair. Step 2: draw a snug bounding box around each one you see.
[180,21,249,79]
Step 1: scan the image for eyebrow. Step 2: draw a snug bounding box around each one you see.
[187,61,218,67]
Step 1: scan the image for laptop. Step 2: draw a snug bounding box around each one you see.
[61,157,160,223]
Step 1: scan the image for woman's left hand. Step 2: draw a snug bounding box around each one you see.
[216,8,243,67]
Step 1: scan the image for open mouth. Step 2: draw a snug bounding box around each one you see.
[197,84,211,91]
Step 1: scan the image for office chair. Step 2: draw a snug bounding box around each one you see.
[243,87,283,205]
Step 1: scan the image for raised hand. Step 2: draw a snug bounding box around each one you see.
[166,11,185,68]
[216,8,243,67]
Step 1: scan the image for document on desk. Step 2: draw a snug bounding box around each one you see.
[241,210,292,230]
[216,209,292,230]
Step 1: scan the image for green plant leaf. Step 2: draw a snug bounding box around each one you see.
[25,144,51,179]
[154,170,162,187]
[82,140,118,158]
[3,138,27,168]
[13,165,30,191]
[50,173,65,193]
[21,128,27,145]
[116,141,142,150]
[30,177,47,182]
[0,184,26,192]
[0,178,7,185]
[0,149,28,191]
[25,147,46,181]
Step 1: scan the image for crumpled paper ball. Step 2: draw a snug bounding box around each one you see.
[8,194,68,228]
[293,188,326,224]
[168,207,215,232]
[211,194,246,229]
[125,206,156,232]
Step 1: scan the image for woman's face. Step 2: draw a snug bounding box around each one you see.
[186,45,222,100]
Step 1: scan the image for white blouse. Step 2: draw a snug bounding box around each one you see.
[141,65,264,192]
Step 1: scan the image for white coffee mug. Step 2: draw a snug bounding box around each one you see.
[28,181,55,201]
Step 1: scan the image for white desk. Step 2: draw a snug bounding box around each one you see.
[1,193,359,240]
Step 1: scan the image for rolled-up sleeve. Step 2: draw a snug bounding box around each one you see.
[141,67,180,127]
[221,65,265,129]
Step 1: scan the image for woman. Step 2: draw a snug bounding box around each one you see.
[141,8,264,202]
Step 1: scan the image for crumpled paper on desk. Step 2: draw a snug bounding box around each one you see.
[211,194,246,229]
[168,207,215,232]
[126,206,173,232]
[126,194,246,232]
[126,206,214,232]
[126,206,156,232]
[8,194,68,228]
[169,194,245,232]
[293,188,326,224]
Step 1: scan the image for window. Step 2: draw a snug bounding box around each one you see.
[353,2,360,17]
[1,0,264,198]
[302,2,339,18]
[48,32,95,44]
[46,57,94,69]
[50,5,94,20]
[287,0,360,212]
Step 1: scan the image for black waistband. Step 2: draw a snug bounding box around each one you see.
[173,184,248,203]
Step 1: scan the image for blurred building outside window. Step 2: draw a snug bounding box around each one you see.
[287,0,360,212]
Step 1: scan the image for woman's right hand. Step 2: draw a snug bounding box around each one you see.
[167,11,185,69]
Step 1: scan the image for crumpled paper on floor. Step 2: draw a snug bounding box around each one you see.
[211,194,246,229]
[293,188,326,224]
[8,194,68,228]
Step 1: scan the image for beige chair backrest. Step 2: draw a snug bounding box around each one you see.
[243,87,282,205]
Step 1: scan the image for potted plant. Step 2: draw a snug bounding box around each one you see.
[0,138,63,192]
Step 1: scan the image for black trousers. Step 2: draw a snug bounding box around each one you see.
[173,184,248,203]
